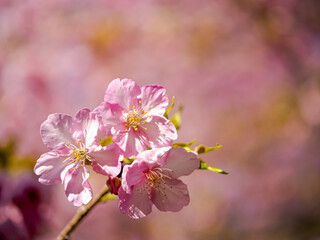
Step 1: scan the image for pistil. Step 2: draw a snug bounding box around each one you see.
[141,167,172,199]
[62,142,92,170]
[123,103,151,131]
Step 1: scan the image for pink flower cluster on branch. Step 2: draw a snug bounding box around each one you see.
[119,147,199,218]
[94,78,177,158]
[34,78,201,218]
[34,109,122,206]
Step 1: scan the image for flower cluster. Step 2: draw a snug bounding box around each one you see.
[34,78,202,218]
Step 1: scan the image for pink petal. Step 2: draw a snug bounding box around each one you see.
[74,108,100,148]
[40,114,80,150]
[136,147,171,165]
[64,166,93,206]
[94,102,124,135]
[151,178,190,212]
[162,148,199,178]
[121,161,148,193]
[118,185,152,219]
[34,151,70,185]
[112,130,148,158]
[142,115,177,148]
[90,144,122,177]
[104,78,141,110]
[139,85,169,116]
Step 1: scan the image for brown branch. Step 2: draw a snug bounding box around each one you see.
[56,184,110,240]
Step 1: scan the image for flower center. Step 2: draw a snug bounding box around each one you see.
[62,141,92,169]
[123,103,151,131]
[142,167,172,199]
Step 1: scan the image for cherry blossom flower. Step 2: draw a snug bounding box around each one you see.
[118,147,199,219]
[95,78,177,158]
[34,109,122,206]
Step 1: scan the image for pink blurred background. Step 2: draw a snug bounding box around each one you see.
[1,0,320,239]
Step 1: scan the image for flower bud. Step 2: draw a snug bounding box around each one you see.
[106,177,121,195]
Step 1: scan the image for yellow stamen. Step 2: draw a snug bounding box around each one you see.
[123,106,149,131]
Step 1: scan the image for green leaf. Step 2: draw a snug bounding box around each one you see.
[100,136,113,147]
[164,96,175,119]
[172,139,196,151]
[195,144,222,154]
[170,106,183,131]
[123,157,136,164]
[187,139,196,146]
[199,159,228,174]
[100,193,118,203]
[172,142,192,151]
[172,142,188,148]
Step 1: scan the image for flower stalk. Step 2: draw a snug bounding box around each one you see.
[56,184,110,240]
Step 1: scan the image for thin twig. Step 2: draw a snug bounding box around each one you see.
[56,184,110,240]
